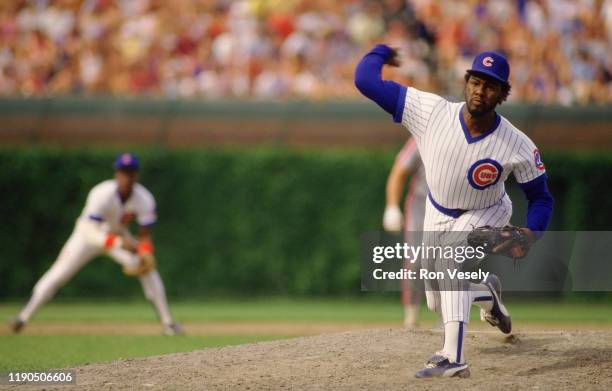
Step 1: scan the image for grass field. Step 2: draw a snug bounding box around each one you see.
[1,298,611,371]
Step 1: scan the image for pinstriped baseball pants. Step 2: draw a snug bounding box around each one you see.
[422,194,512,323]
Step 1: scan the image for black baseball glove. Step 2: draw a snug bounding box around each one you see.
[467,225,531,259]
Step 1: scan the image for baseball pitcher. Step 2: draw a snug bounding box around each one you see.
[356,46,554,378]
[10,153,183,336]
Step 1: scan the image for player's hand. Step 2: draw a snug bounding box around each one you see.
[121,235,139,253]
[386,47,401,67]
[383,205,403,232]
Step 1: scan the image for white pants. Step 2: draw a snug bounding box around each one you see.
[422,194,512,323]
[19,222,173,326]
[34,222,140,286]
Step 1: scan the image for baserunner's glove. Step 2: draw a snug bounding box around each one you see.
[467,225,531,259]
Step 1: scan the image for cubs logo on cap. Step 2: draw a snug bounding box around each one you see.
[468,51,510,85]
[114,152,140,171]
[467,159,503,190]
[482,56,494,67]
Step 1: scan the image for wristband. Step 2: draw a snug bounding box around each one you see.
[104,234,117,249]
[138,240,154,254]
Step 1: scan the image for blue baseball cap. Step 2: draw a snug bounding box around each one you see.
[114,153,140,171]
[467,51,510,85]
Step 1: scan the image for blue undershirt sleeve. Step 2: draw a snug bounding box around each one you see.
[518,174,554,238]
[354,44,406,123]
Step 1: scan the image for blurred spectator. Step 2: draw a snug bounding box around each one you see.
[0,0,609,105]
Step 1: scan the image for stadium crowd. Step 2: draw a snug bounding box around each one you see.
[0,0,610,105]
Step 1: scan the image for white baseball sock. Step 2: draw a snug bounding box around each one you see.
[441,321,465,363]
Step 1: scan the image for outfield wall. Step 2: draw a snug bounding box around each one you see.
[0,98,610,150]
[1,148,610,298]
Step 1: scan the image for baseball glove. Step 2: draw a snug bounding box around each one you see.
[467,225,531,259]
[123,253,157,276]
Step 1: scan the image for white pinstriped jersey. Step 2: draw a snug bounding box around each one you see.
[396,137,427,198]
[399,87,546,210]
[80,180,157,233]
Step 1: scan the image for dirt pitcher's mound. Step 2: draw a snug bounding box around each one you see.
[68,328,612,390]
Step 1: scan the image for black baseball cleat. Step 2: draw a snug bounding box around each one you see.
[9,317,25,334]
[415,354,470,379]
[481,274,512,334]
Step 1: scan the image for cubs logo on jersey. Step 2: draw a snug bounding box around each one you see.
[467,159,503,190]
[534,149,545,171]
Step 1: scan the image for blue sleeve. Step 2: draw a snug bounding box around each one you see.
[518,174,554,238]
[354,44,407,123]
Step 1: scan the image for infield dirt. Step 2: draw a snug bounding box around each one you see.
[18,326,612,390]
